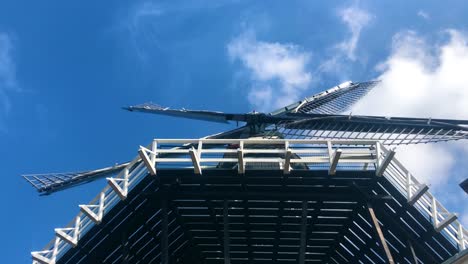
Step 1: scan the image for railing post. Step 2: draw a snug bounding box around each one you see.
[151,139,157,165]
[329,149,342,175]
[376,147,395,177]
[237,141,245,174]
[79,192,105,224]
[55,216,81,247]
[189,147,202,174]
[284,141,291,174]
[432,197,438,228]
[459,223,466,251]
[139,146,157,175]
[406,172,412,199]
[107,167,129,200]
[375,142,382,168]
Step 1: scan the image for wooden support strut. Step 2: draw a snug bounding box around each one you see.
[189,148,202,174]
[299,200,308,264]
[138,146,156,175]
[79,192,105,224]
[329,149,342,175]
[284,147,292,174]
[237,141,245,174]
[436,213,458,233]
[367,202,395,264]
[55,216,81,248]
[376,149,395,176]
[161,199,169,264]
[223,200,231,264]
[407,239,418,264]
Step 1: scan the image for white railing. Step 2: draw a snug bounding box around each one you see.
[31,139,467,264]
[378,144,468,252]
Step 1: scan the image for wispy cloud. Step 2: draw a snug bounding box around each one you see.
[320,4,372,74]
[463,212,468,227]
[124,0,241,63]
[0,32,17,131]
[417,10,430,20]
[227,4,373,111]
[337,5,372,61]
[351,30,468,219]
[228,32,312,111]
[353,30,468,119]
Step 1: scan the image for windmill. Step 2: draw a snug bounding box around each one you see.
[24,81,468,195]
[28,81,468,264]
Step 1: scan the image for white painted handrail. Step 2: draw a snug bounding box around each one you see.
[31,139,467,264]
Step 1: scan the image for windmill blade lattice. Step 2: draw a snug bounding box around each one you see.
[23,163,128,195]
[266,113,468,145]
[271,81,378,115]
[23,127,251,194]
[23,80,468,194]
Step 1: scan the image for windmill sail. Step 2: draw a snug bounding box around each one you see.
[23,80,468,194]
[124,103,241,123]
[270,81,378,115]
[23,163,128,195]
[23,127,253,194]
[267,113,468,145]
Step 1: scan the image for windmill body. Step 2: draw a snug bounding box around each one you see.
[27,81,468,264]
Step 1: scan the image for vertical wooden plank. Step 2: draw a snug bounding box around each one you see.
[162,199,169,264]
[367,202,395,264]
[407,239,418,264]
[299,200,308,264]
[224,200,231,264]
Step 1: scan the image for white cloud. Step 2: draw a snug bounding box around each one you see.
[462,211,468,226]
[337,5,372,61]
[417,10,430,20]
[395,144,456,187]
[352,30,468,192]
[0,32,17,130]
[228,32,312,111]
[227,4,373,111]
[353,30,468,119]
[320,5,372,74]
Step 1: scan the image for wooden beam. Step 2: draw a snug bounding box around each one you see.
[299,200,308,264]
[223,200,231,264]
[162,199,169,264]
[284,148,292,174]
[189,148,202,174]
[436,214,457,232]
[408,184,429,206]
[376,149,395,176]
[367,202,395,264]
[138,147,156,175]
[407,239,418,264]
[237,148,245,174]
[328,149,342,175]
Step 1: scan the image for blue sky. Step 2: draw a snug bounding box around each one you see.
[1,1,468,262]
